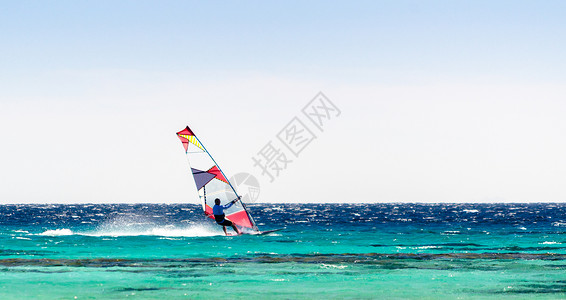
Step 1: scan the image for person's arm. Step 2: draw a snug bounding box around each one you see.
[223,197,240,209]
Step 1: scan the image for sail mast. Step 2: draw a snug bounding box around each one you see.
[191,133,259,231]
[177,125,259,232]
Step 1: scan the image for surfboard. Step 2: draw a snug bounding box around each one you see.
[252,228,285,235]
[225,229,284,236]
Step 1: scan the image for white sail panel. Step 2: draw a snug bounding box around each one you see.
[177,126,257,230]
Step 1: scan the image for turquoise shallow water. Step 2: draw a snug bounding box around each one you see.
[1,203,566,299]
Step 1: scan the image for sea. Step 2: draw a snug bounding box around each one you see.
[1,203,566,299]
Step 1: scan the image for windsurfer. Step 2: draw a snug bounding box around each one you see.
[212,198,242,235]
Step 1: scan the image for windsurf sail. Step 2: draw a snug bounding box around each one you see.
[177,126,259,232]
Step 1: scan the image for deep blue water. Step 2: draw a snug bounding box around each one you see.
[2,202,565,230]
[1,203,566,298]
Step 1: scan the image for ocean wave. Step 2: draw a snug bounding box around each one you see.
[85,225,220,237]
[541,241,561,245]
[37,226,221,237]
[4,203,566,228]
[39,229,74,236]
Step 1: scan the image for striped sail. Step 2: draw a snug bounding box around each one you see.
[176,126,258,230]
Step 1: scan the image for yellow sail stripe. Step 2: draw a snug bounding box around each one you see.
[180,134,204,150]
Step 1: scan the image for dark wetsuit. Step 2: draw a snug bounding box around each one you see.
[213,201,235,226]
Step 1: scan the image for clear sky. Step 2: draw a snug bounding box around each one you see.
[1,1,565,204]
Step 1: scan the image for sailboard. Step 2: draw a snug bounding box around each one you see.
[177,125,269,234]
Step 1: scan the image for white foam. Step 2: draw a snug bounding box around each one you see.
[39,228,74,236]
[86,225,221,237]
[37,226,222,237]
[541,241,560,245]
[414,245,440,250]
[85,213,225,237]
[320,264,347,269]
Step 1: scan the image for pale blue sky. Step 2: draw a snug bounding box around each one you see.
[1,1,565,203]
[2,1,565,79]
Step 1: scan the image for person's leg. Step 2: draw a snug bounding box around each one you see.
[223,226,228,236]
[232,224,241,235]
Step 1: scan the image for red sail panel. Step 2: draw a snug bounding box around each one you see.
[207,166,228,183]
[177,126,194,136]
[177,125,259,232]
[176,127,192,152]
[226,210,254,228]
[204,204,214,218]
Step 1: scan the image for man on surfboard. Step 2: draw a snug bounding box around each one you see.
[212,198,242,236]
